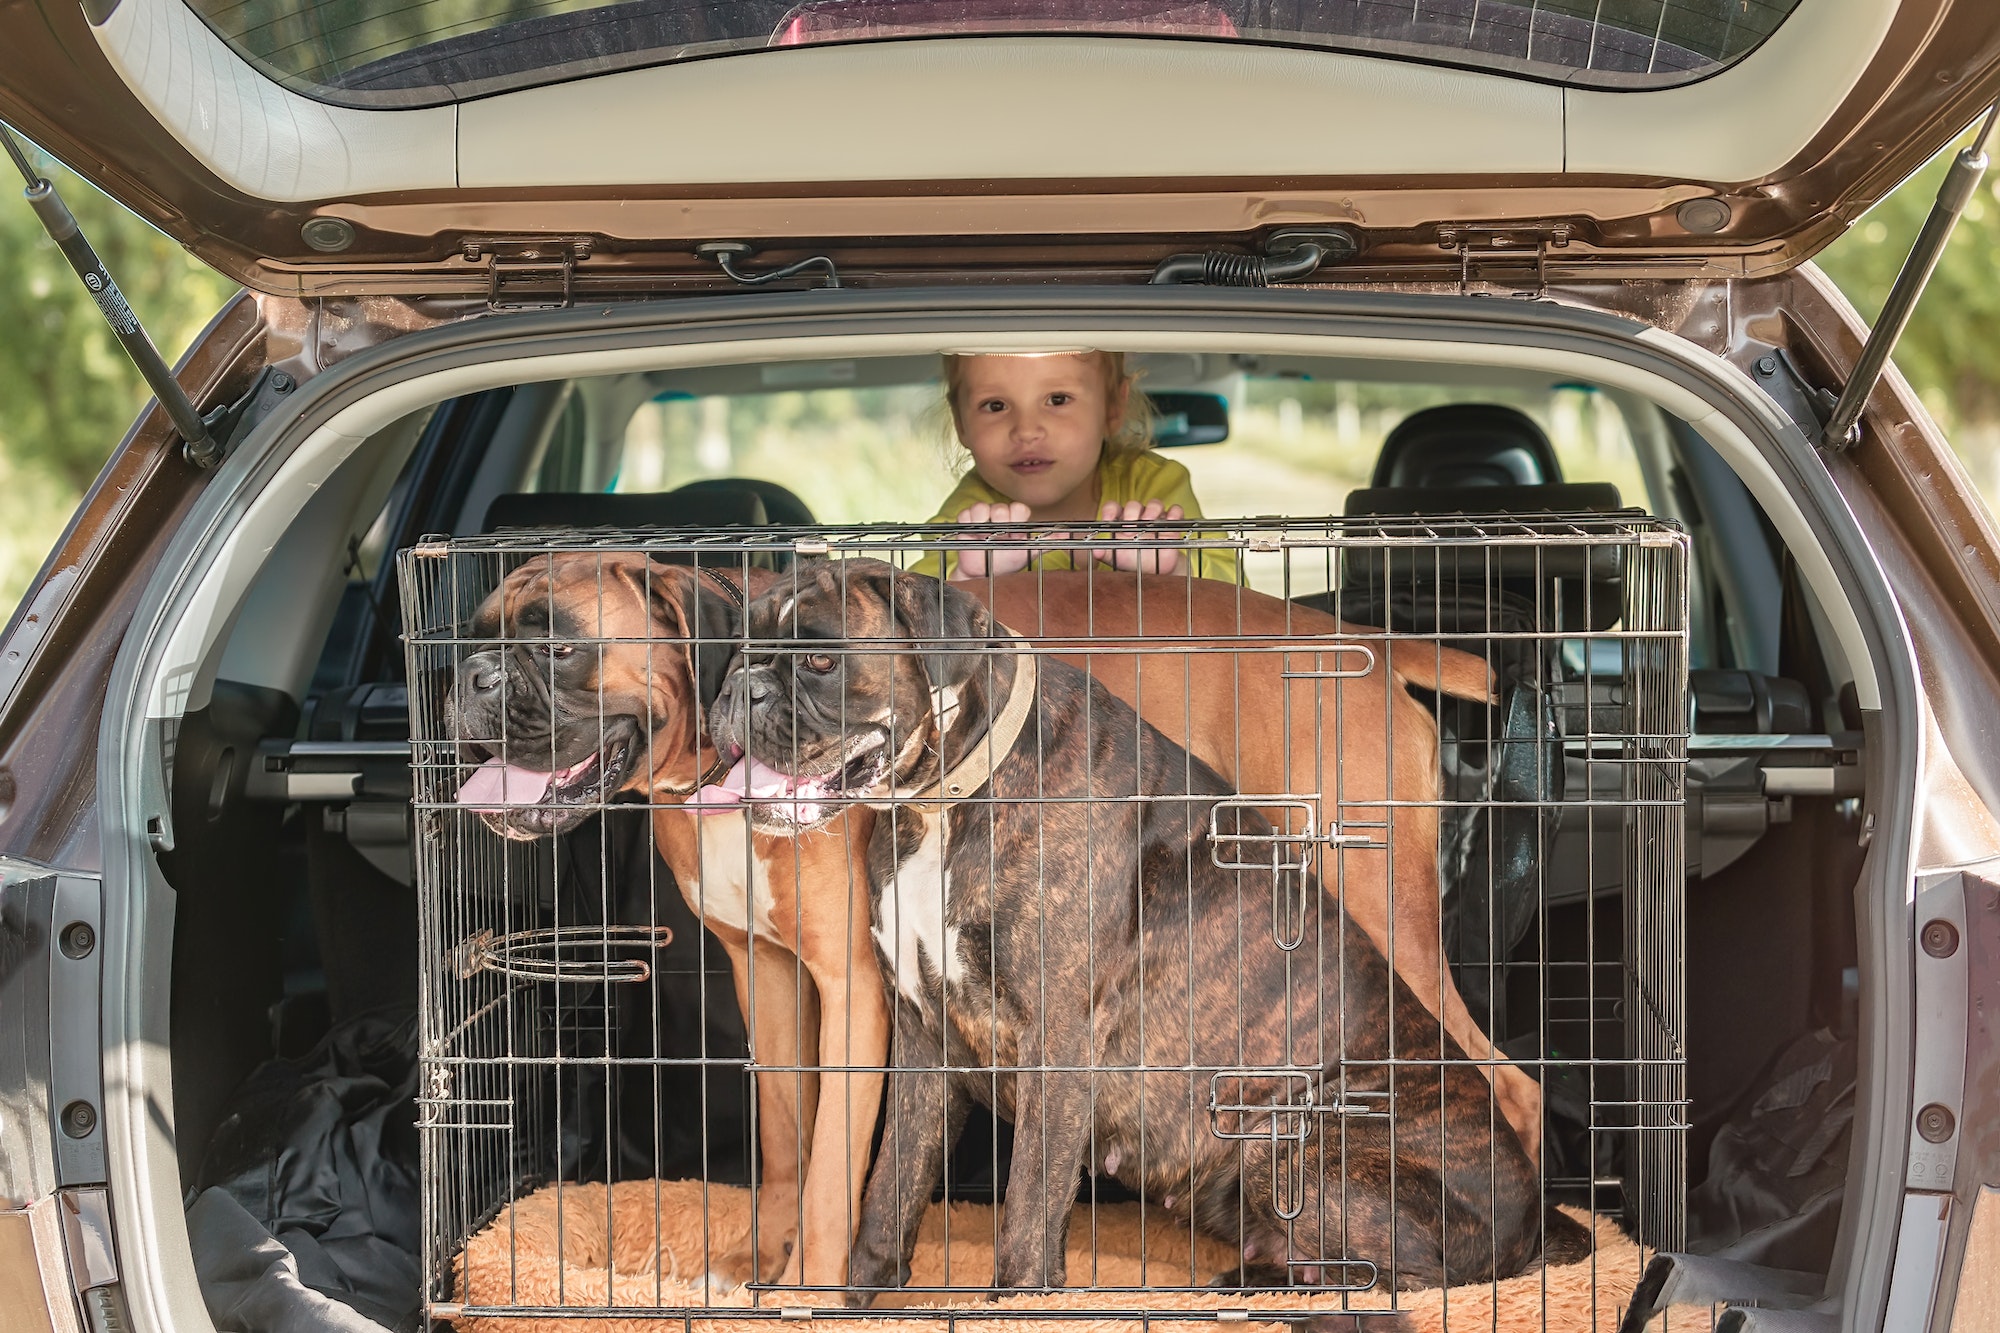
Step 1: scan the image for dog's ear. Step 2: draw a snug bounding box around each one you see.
[679,564,746,710]
[878,561,1002,691]
[603,557,746,711]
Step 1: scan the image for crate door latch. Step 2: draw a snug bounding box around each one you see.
[1207,798,1377,950]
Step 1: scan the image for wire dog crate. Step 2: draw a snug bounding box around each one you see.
[398,515,1690,1329]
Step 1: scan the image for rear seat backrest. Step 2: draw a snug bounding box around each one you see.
[1332,405,1612,1037]
[482,489,768,531]
[1338,483,1626,634]
[483,485,787,568]
[664,478,814,527]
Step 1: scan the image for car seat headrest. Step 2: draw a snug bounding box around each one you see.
[1338,481,1625,633]
[666,478,816,526]
[1373,404,1563,489]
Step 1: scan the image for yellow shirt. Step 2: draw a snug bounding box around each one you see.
[911,451,1239,583]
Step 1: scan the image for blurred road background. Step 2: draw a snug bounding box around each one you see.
[1,132,1994,623]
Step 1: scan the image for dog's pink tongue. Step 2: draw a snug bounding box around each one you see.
[687,756,796,813]
[457,759,553,808]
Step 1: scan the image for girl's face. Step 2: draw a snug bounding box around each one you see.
[953,354,1125,520]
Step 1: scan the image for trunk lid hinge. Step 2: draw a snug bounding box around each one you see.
[1437,221,1574,297]
[466,237,594,312]
[1748,344,1839,441]
[1822,100,2000,451]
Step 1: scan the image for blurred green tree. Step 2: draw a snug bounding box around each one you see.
[0,145,236,602]
[0,152,238,492]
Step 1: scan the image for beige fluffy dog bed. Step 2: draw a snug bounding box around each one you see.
[451,1180,1688,1332]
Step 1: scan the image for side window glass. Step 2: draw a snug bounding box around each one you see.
[533,391,592,493]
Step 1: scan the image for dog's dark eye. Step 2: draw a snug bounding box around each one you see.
[801,653,837,674]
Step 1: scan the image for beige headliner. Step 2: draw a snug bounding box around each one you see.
[95,0,1894,203]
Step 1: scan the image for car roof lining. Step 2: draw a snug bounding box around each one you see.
[164,326,1876,725]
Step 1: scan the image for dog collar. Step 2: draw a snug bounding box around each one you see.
[695,563,746,609]
[655,745,734,798]
[896,636,1037,811]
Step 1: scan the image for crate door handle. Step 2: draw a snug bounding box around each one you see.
[1207,1068,1313,1217]
[448,924,675,984]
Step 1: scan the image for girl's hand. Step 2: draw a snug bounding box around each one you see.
[948,500,1036,581]
[1091,499,1188,575]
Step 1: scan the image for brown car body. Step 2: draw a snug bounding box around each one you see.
[4,2,2000,1330]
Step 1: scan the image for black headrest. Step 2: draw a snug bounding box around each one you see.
[1338,482,1626,633]
[667,478,815,526]
[482,489,767,532]
[1343,482,1621,518]
[1374,405,1563,488]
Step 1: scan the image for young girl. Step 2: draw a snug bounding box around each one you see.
[913,351,1238,583]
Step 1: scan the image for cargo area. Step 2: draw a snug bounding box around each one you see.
[139,340,1876,1333]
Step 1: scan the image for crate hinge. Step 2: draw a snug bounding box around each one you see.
[466,237,595,311]
[1437,221,1574,296]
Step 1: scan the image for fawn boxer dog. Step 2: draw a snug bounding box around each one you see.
[446,553,885,1294]
[448,553,1536,1292]
[705,559,1545,1293]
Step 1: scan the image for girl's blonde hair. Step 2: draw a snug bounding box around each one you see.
[940,351,1157,456]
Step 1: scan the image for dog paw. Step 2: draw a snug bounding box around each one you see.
[845,1245,911,1292]
[701,1242,766,1293]
[991,1266,1066,1293]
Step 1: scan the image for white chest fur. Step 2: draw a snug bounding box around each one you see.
[872,815,959,1005]
[692,812,777,940]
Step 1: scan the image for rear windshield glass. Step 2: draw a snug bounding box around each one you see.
[188,0,1803,109]
[566,363,1656,601]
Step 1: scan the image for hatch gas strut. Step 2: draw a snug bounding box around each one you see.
[1823,100,2000,451]
[2,123,223,468]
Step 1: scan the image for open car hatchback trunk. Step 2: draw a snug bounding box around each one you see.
[72,293,1944,1333]
[0,10,1987,1333]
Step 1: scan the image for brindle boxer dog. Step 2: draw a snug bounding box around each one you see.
[445,552,886,1293]
[695,569,1541,1163]
[706,559,1545,1295]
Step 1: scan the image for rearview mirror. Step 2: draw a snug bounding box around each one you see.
[1147,391,1229,448]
